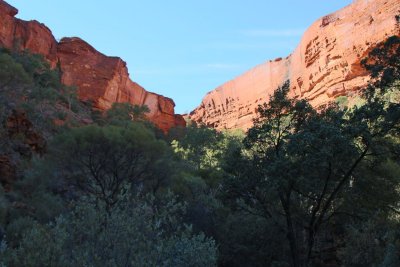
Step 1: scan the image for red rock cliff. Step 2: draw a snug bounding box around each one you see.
[190,0,400,130]
[0,0,185,132]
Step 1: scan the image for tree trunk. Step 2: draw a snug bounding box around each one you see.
[280,193,301,267]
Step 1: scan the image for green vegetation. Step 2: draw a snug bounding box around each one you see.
[335,95,348,108]
[0,48,218,266]
[4,193,216,267]
[106,102,150,124]
[0,37,399,266]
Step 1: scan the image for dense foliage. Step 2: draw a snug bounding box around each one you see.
[0,36,399,266]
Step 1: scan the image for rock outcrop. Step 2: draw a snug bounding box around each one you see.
[190,0,400,130]
[0,0,185,132]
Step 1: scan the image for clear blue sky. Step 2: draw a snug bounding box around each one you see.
[7,0,352,114]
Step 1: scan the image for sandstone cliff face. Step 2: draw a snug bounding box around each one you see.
[190,0,400,130]
[0,0,185,132]
[0,1,58,65]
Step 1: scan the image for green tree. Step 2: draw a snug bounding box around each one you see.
[0,52,32,91]
[224,76,400,266]
[3,193,217,267]
[339,217,400,266]
[48,124,171,210]
[0,51,32,130]
[171,125,224,170]
[361,35,400,89]
[105,102,150,125]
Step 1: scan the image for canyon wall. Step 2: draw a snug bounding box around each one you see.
[190,0,400,130]
[0,0,185,132]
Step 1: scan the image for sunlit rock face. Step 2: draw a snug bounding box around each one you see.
[0,0,185,133]
[56,37,185,132]
[0,1,58,65]
[190,0,400,130]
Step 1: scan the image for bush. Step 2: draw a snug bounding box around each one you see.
[0,52,32,91]
[3,193,217,267]
[339,218,400,266]
[48,124,173,208]
[105,102,150,125]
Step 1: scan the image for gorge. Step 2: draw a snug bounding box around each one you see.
[0,0,399,131]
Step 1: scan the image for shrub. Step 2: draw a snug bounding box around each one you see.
[3,193,217,267]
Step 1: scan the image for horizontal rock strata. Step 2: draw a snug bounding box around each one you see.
[190,0,400,130]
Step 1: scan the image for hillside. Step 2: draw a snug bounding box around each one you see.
[0,0,185,133]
